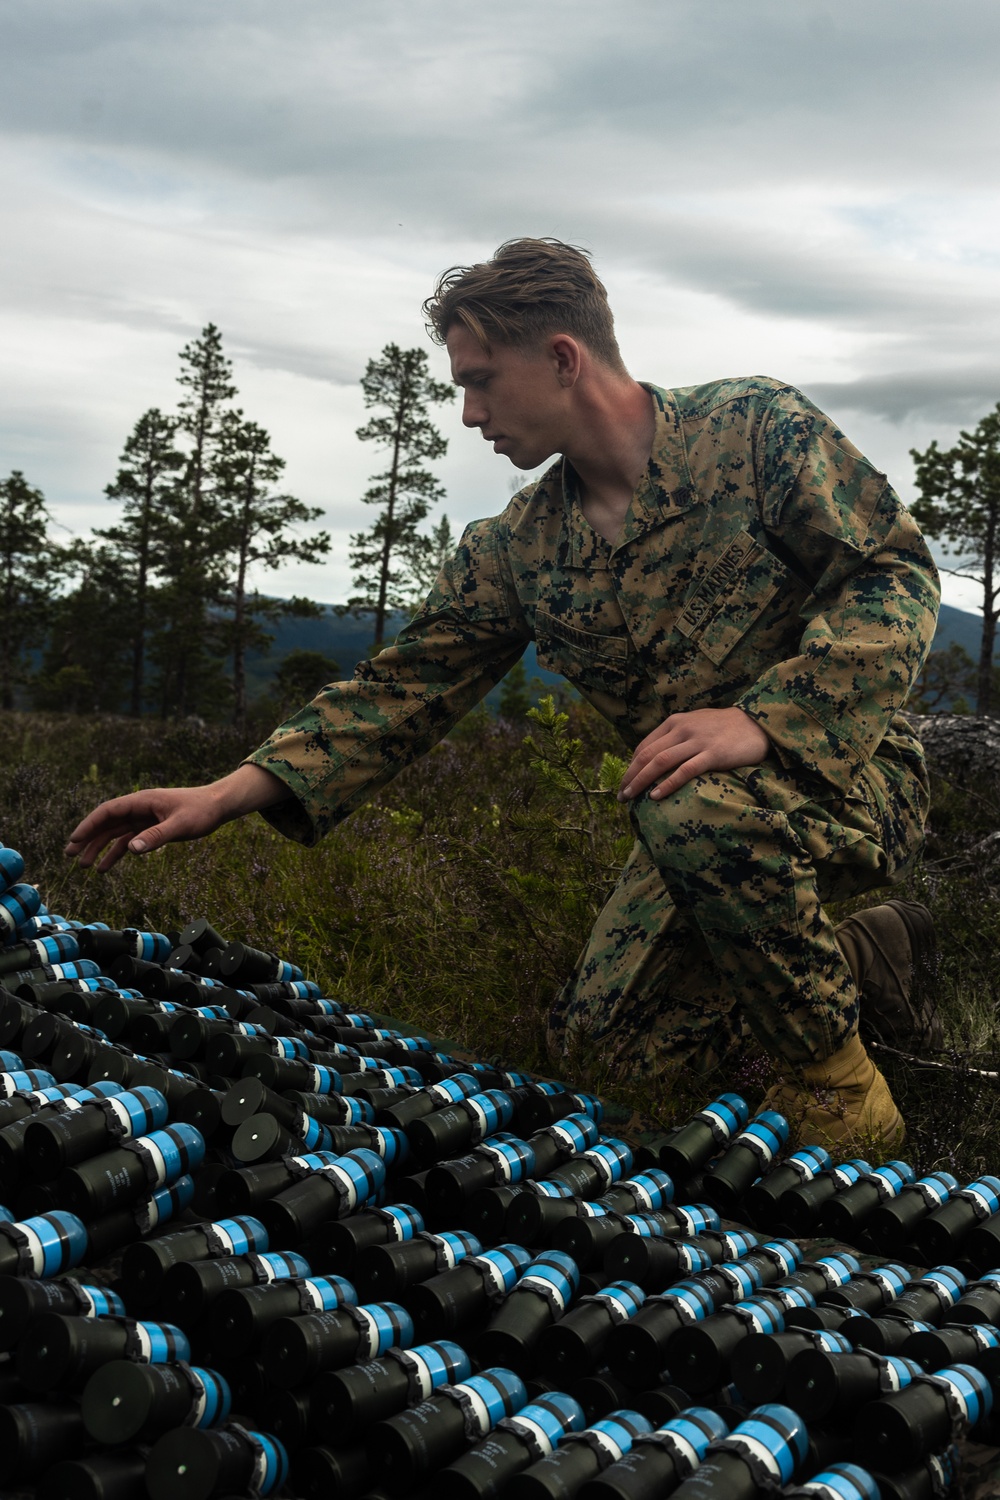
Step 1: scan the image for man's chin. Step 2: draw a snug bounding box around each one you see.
[499,444,554,470]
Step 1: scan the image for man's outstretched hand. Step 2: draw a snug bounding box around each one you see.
[618,706,771,802]
[64,764,290,873]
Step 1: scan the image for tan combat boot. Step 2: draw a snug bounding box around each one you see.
[763,1031,905,1151]
[834,899,941,1049]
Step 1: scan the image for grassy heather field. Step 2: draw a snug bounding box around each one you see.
[3,704,999,1179]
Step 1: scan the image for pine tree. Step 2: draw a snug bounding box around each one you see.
[165,324,238,715]
[213,412,332,724]
[0,471,67,710]
[32,541,133,713]
[912,404,1000,714]
[498,657,534,720]
[399,512,455,617]
[96,408,184,715]
[347,345,453,648]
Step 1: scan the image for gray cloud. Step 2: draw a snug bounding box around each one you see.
[2,0,999,606]
[806,370,1000,425]
[226,335,360,387]
[584,208,997,338]
[5,3,1000,196]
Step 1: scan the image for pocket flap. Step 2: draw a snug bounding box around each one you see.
[535,607,629,660]
[673,531,788,666]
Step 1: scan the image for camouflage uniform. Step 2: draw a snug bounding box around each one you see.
[246,378,940,1076]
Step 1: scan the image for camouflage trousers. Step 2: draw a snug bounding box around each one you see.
[548,748,930,1079]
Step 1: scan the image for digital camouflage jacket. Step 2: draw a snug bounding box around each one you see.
[246,377,941,846]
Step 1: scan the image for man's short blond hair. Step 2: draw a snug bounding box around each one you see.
[423,237,626,371]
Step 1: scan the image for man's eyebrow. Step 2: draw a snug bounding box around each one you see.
[451,366,491,387]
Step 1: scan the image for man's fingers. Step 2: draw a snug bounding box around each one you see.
[71,816,144,868]
[621,726,692,790]
[128,822,173,855]
[648,750,714,800]
[620,747,664,792]
[67,780,245,875]
[620,744,688,800]
[632,715,682,756]
[620,741,715,801]
[67,822,141,864]
[76,818,175,872]
[65,820,120,855]
[619,707,771,802]
[95,836,134,874]
[67,792,191,866]
[85,815,182,871]
[66,796,144,850]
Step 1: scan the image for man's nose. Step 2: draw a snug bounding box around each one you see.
[462,390,486,428]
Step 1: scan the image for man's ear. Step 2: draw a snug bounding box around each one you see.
[549,333,583,387]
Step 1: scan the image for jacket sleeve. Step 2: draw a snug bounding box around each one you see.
[242,515,529,844]
[735,387,940,792]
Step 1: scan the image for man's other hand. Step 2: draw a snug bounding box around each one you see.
[618,706,771,802]
[64,764,290,873]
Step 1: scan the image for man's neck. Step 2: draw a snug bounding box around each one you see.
[565,379,656,546]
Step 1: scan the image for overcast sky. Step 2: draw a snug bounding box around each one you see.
[2,0,998,612]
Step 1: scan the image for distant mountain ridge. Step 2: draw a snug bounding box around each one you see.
[247,600,985,702]
[927,601,985,662]
[246,609,563,706]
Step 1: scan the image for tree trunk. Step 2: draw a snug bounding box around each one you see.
[130,602,145,717]
[976,511,998,715]
[232,581,247,725]
[173,616,188,716]
[374,392,407,649]
[130,461,154,717]
[0,550,14,711]
[175,391,211,717]
[977,607,998,719]
[231,475,252,727]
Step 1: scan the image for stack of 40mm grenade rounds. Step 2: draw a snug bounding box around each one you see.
[0,841,994,1500]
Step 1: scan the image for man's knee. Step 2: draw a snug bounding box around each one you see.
[630,771,802,931]
[629,766,780,870]
[633,765,756,826]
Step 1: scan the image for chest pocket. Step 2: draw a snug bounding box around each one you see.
[534,606,630,696]
[672,529,791,667]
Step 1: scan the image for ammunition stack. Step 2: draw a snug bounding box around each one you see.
[0,843,996,1498]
